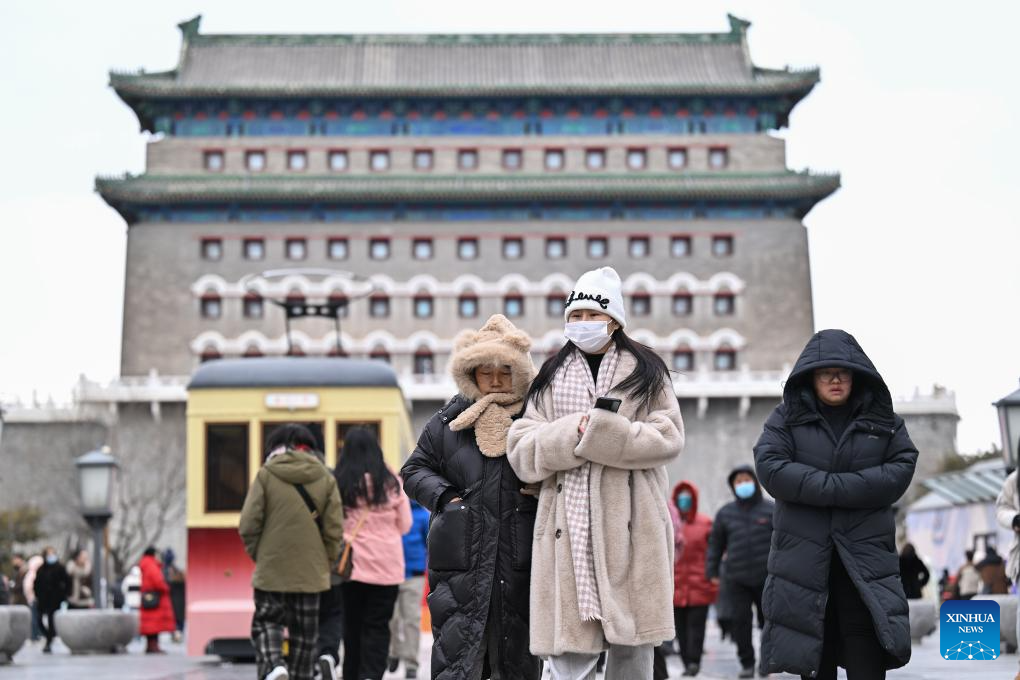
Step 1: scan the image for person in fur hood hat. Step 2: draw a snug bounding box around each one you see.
[401,314,541,680]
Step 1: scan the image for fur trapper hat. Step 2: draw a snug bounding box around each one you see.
[449,314,536,402]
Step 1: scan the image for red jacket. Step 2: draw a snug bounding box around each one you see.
[670,481,718,607]
[138,555,176,635]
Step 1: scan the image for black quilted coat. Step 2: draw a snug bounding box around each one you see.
[401,396,541,680]
[753,329,918,677]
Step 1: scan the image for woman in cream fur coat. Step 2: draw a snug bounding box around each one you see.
[507,266,684,680]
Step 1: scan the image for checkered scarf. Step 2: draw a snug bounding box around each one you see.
[551,345,620,622]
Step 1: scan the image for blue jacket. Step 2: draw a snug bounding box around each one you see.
[404,500,429,577]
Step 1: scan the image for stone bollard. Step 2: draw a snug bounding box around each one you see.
[0,605,31,664]
[54,609,138,654]
[972,594,1018,651]
[908,599,937,642]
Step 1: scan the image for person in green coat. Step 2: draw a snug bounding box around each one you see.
[239,424,344,680]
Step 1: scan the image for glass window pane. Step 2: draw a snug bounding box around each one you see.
[503,239,523,259]
[243,298,263,319]
[545,150,564,170]
[668,148,688,169]
[632,296,651,315]
[246,151,266,172]
[413,354,434,375]
[370,151,390,171]
[287,151,307,171]
[370,298,389,317]
[414,298,433,318]
[709,148,729,169]
[458,239,478,259]
[502,149,522,170]
[414,150,433,170]
[459,297,478,318]
[413,240,433,259]
[586,149,605,170]
[505,298,523,317]
[588,238,607,258]
[671,237,691,257]
[547,239,566,258]
[458,150,478,169]
[204,151,224,171]
[286,240,306,260]
[712,236,734,256]
[201,298,221,319]
[329,151,349,171]
[673,295,692,315]
[328,239,348,260]
[629,238,649,257]
[370,240,390,260]
[715,351,736,371]
[627,149,646,169]
[547,296,565,317]
[202,239,222,260]
[206,424,249,512]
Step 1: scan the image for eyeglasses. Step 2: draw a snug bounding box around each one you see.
[815,369,852,384]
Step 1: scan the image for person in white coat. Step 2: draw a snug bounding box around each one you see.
[995,469,1020,680]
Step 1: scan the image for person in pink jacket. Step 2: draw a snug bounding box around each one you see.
[335,427,412,680]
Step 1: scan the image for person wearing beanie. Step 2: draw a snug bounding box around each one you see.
[401,314,541,680]
[753,330,918,680]
[705,466,774,678]
[506,266,684,680]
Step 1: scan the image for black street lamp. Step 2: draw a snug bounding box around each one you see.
[995,380,1020,469]
[75,447,118,608]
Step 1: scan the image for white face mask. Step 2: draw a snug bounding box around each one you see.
[564,321,612,353]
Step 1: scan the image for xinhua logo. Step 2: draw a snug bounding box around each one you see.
[940,600,1000,660]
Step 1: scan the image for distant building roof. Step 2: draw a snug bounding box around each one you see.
[913,459,1008,509]
[188,357,400,389]
[96,171,840,220]
[110,15,819,101]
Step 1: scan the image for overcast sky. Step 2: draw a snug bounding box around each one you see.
[1,1,1017,454]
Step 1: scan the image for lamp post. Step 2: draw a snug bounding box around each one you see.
[995,380,1020,469]
[75,447,118,609]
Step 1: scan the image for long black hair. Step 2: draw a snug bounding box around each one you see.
[265,423,318,458]
[523,329,668,413]
[334,427,399,508]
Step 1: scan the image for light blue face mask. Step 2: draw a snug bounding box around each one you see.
[677,493,693,512]
[734,481,757,500]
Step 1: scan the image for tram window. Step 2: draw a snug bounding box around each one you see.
[337,422,381,459]
[206,424,249,512]
[261,422,325,461]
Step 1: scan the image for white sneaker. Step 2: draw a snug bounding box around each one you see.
[317,654,337,680]
[265,666,290,680]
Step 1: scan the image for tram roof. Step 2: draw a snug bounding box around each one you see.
[188,357,400,389]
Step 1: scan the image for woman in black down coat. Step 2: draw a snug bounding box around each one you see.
[401,315,541,680]
[753,329,918,680]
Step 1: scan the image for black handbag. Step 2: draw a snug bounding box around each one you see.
[140,590,161,610]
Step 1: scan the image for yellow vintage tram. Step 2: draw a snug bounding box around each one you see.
[185,357,412,657]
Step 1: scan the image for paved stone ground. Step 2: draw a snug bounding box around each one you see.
[1,623,1013,679]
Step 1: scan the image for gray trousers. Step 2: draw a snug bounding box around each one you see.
[547,644,653,680]
[388,575,425,669]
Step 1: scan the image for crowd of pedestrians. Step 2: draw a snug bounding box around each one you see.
[8,266,978,678]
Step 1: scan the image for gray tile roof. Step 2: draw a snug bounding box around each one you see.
[110,15,819,98]
[95,171,840,204]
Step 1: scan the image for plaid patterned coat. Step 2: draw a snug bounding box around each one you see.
[507,349,684,655]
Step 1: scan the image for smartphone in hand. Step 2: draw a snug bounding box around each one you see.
[593,397,622,413]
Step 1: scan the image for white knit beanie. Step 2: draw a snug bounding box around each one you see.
[563,266,627,329]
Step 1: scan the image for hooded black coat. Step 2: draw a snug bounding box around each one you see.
[753,330,918,677]
[705,466,774,588]
[401,396,540,680]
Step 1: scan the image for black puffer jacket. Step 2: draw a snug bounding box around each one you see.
[753,329,918,676]
[705,466,774,587]
[401,396,541,680]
